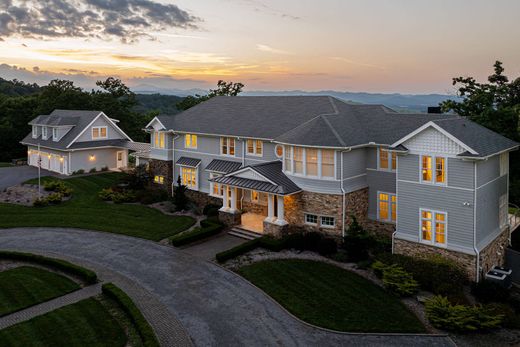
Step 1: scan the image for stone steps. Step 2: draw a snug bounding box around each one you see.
[228,227,263,240]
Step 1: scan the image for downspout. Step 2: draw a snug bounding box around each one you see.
[392,154,398,254]
[340,149,351,238]
[240,137,245,166]
[171,132,179,196]
[473,161,480,282]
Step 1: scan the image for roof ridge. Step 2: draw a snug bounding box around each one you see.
[321,114,347,147]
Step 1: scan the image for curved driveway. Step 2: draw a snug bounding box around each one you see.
[0,228,454,347]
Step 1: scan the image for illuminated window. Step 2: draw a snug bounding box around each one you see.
[275,145,283,158]
[284,146,292,171]
[153,131,165,149]
[221,137,235,156]
[421,155,445,184]
[154,175,164,184]
[92,126,107,139]
[321,149,335,177]
[499,194,508,228]
[421,209,446,246]
[379,148,396,171]
[185,134,197,149]
[251,190,259,202]
[246,139,263,156]
[306,148,318,176]
[209,172,223,197]
[305,213,318,225]
[378,193,396,222]
[293,147,303,174]
[181,167,197,189]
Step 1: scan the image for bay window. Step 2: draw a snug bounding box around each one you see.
[221,137,235,156]
[420,209,446,246]
[180,167,197,189]
[283,145,335,179]
[185,134,197,149]
[378,192,396,222]
[247,139,263,156]
[378,148,396,171]
[421,155,446,184]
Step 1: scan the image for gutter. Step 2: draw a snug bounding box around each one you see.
[473,162,480,282]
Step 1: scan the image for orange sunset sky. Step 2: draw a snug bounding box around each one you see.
[0,0,519,93]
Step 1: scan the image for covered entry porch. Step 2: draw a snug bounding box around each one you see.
[210,161,301,236]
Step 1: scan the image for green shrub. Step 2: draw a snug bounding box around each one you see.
[170,220,224,247]
[369,234,392,255]
[137,189,168,205]
[425,295,503,332]
[471,280,510,304]
[203,203,221,217]
[486,302,520,329]
[0,251,97,284]
[329,251,349,263]
[317,238,337,256]
[98,188,115,201]
[101,166,109,172]
[72,169,85,175]
[89,168,97,173]
[43,180,73,196]
[112,190,137,204]
[286,232,323,252]
[375,253,467,299]
[33,198,49,207]
[259,236,288,252]
[102,283,160,347]
[45,192,63,204]
[371,260,387,278]
[381,264,419,296]
[216,239,261,263]
[172,176,189,211]
[343,217,371,262]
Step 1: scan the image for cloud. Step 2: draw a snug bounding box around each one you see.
[231,0,300,20]
[256,44,290,55]
[0,0,200,43]
[330,57,385,70]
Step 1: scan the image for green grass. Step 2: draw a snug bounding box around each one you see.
[0,162,12,167]
[239,259,426,333]
[0,173,195,241]
[0,298,127,347]
[0,266,80,317]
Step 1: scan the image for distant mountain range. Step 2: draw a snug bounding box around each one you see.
[133,86,460,113]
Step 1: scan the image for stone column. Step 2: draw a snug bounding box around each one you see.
[275,195,288,225]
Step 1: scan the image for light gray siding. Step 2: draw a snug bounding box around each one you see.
[75,116,125,142]
[150,132,173,160]
[476,175,507,249]
[70,148,125,172]
[342,148,366,178]
[397,181,475,253]
[397,154,419,182]
[366,147,377,169]
[286,174,342,195]
[244,140,278,165]
[477,155,500,187]
[367,170,396,220]
[448,158,474,189]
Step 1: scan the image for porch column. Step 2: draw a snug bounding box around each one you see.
[220,185,229,211]
[265,194,275,222]
[230,186,237,212]
[275,195,288,225]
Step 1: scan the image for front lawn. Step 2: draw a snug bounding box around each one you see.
[0,162,12,167]
[0,298,127,347]
[0,173,195,241]
[239,259,425,333]
[0,266,80,316]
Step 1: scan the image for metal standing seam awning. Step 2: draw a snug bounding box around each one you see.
[205,159,242,174]
[175,156,201,168]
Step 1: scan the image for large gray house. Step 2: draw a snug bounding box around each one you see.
[141,96,518,281]
[21,109,135,174]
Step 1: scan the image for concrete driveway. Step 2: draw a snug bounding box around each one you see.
[0,228,454,347]
[0,165,61,190]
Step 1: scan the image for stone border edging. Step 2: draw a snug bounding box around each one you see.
[210,258,454,340]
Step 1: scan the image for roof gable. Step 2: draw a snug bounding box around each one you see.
[229,167,275,184]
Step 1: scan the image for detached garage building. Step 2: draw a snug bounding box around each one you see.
[21,109,134,175]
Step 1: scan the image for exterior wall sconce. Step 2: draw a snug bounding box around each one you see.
[89,155,96,161]
[60,157,64,162]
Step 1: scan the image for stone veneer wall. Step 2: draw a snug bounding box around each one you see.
[185,190,223,209]
[263,221,288,238]
[241,201,268,215]
[219,210,241,226]
[394,239,477,281]
[479,228,509,275]
[148,159,173,194]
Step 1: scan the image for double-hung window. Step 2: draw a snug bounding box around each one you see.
[321,149,335,177]
[320,216,335,228]
[293,147,303,174]
[378,148,396,171]
[378,192,397,222]
[305,213,318,225]
[420,209,446,246]
[284,146,292,172]
[246,139,263,156]
[185,134,197,149]
[92,126,107,140]
[421,155,445,184]
[154,175,164,184]
[180,167,197,189]
[210,172,224,197]
[499,194,508,228]
[221,137,235,156]
[283,146,336,179]
[306,148,318,176]
[154,131,165,149]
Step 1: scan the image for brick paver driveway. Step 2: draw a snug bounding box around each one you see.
[0,228,454,347]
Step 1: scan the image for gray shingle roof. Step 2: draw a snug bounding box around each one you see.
[211,161,301,195]
[68,139,129,149]
[176,156,201,167]
[154,96,518,158]
[205,159,242,173]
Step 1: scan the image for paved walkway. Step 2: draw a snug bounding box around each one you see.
[0,283,102,330]
[181,232,247,260]
[0,228,455,347]
[0,166,61,190]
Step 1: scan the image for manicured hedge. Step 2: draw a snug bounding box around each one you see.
[216,236,287,263]
[0,251,97,284]
[102,283,160,347]
[170,219,224,247]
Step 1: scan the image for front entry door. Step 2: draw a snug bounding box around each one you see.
[116,151,124,168]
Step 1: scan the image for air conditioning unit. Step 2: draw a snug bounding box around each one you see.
[484,266,512,288]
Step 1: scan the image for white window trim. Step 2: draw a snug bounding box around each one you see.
[180,166,199,190]
[499,194,508,228]
[283,146,336,180]
[32,126,37,138]
[377,147,396,172]
[274,144,284,159]
[246,139,263,157]
[220,137,236,157]
[185,134,198,149]
[42,127,48,140]
[320,215,336,228]
[52,128,59,141]
[419,154,448,186]
[419,208,448,248]
[500,152,508,177]
[209,172,223,198]
[377,191,397,223]
[304,213,318,226]
[92,126,108,140]
[152,131,166,149]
